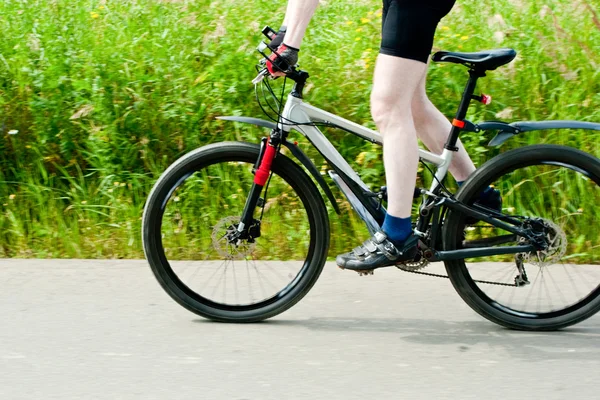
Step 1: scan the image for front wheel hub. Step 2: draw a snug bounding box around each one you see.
[211,216,257,260]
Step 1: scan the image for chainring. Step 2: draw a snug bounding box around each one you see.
[211,216,256,260]
[396,246,430,272]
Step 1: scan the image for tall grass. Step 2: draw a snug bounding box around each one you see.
[0,0,599,258]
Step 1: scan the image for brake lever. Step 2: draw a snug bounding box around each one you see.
[252,68,269,84]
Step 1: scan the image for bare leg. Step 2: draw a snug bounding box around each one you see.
[371,54,428,218]
[412,65,476,182]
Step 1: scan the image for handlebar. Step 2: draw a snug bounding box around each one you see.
[251,26,308,88]
[251,29,297,84]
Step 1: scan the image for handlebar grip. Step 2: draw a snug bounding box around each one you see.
[262,26,277,40]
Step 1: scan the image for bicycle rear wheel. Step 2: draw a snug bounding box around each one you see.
[142,141,330,322]
[443,145,600,330]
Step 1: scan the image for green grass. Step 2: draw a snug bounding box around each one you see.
[0,0,599,259]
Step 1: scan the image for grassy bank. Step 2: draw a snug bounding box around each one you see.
[0,0,599,258]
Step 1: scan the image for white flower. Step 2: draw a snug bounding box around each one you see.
[8,130,18,135]
[493,31,505,44]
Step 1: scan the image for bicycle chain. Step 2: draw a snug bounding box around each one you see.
[396,266,517,287]
[396,217,567,287]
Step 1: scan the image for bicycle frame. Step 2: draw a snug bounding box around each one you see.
[226,66,573,262]
[278,93,451,230]
[279,94,453,194]
[274,92,537,261]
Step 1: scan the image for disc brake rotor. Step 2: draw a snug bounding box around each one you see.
[522,219,567,267]
[211,216,256,260]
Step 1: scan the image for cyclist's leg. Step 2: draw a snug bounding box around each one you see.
[337,1,454,270]
[412,64,476,182]
[372,1,456,222]
[412,66,502,210]
[371,56,424,221]
[335,55,424,271]
[374,0,457,221]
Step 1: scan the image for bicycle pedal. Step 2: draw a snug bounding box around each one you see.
[336,265,374,276]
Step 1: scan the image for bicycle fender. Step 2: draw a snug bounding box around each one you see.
[217,115,340,215]
[488,120,600,147]
[216,116,278,130]
[282,140,341,215]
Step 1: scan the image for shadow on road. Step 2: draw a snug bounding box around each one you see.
[195,317,600,360]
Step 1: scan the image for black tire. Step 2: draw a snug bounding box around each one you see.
[142,141,330,322]
[443,144,600,330]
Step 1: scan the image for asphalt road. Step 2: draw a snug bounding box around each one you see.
[1,259,599,400]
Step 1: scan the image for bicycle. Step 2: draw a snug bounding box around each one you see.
[142,28,600,330]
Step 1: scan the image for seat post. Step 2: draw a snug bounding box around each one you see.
[444,69,485,151]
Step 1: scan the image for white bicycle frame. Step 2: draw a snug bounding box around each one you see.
[274,93,456,235]
[279,94,454,193]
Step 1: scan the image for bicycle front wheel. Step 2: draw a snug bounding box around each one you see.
[443,144,600,330]
[142,141,330,322]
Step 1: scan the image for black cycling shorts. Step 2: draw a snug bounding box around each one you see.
[380,0,456,63]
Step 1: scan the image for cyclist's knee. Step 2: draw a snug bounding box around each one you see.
[370,55,426,130]
[370,89,412,131]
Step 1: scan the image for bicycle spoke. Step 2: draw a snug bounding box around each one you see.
[222,261,228,305]
[210,259,231,301]
[541,269,554,312]
[198,258,229,294]
[232,259,239,305]
[523,266,542,312]
[546,266,568,307]
[153,154,317,309]
[454,158,600,324]
[252,260,280,290]
[560,262,582,300]
[245,259,255,302]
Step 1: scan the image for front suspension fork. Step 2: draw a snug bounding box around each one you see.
[238,131,281,233]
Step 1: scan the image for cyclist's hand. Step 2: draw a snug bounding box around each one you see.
[267,28,286,51]
[266,44,299,78]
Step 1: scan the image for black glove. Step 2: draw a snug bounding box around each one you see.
[266,43,299,75]
[267,26,287,50]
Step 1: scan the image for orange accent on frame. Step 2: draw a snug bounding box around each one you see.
[452,119,466,128]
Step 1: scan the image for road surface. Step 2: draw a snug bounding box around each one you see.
[1,259,598,399]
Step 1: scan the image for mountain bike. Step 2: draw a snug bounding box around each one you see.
[142,28,600,330]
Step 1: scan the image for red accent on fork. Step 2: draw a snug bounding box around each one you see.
[254,144,277,186]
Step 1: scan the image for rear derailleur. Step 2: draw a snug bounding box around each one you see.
[514,253,530,287]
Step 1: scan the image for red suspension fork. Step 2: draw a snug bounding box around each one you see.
[253,142,277,186]
[238,135,280,231]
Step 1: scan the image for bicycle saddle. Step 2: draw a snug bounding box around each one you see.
[431,48,517,71]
